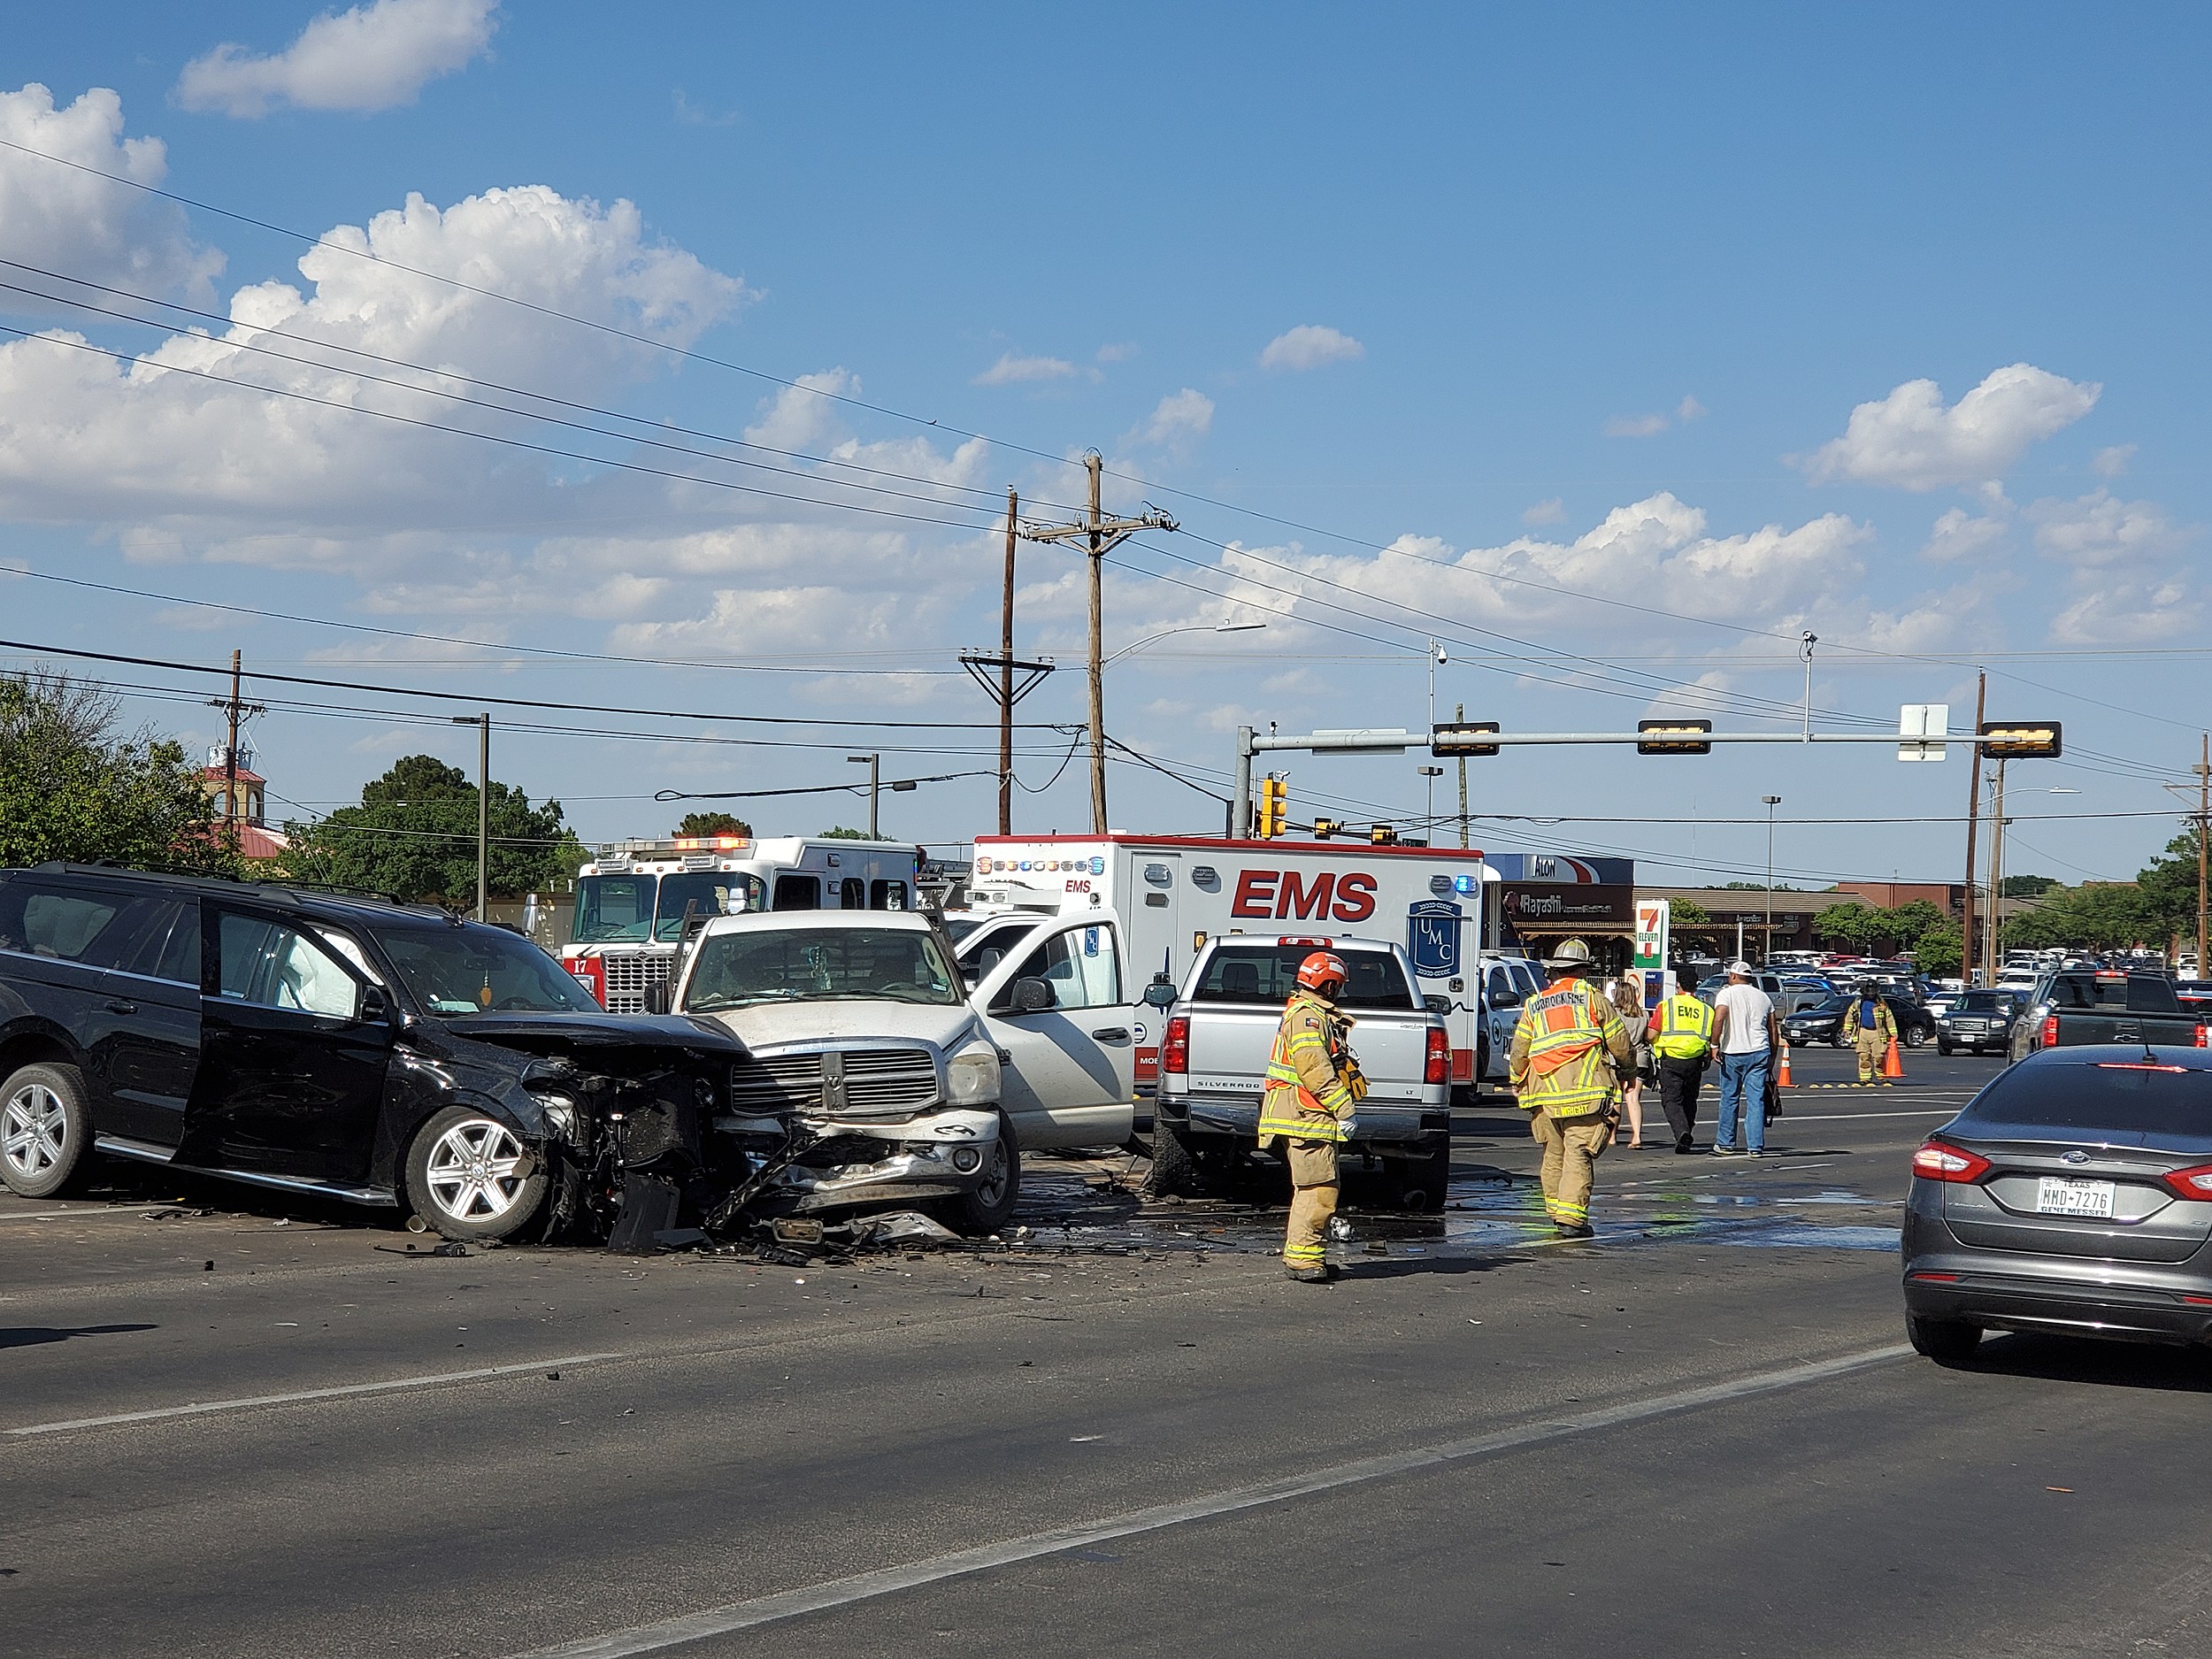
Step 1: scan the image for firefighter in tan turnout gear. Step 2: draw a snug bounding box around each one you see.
[1260,950,1368,1283]
[1509,939,1633,1239]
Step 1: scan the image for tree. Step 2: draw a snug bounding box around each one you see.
[675,810,751,838]
[2001,872,2060,899]
[818,826,873,841]
[1813,902,1880,951]
[0,670,242,878]
[283,755,568,905]
[2001,882,2155,954]
[2133,830,2203,949]
[1912,918,1964,979]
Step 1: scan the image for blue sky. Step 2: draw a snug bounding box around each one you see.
[1,3,2206,890]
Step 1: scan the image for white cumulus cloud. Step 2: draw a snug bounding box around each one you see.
[2029,489,2191,570]
[1521,497,1566,526]
[2092,443,2137,478]
[1123,388,1214,453]
[1801,363,2101,490]
[973,351,1078,386]
[1920,505,2008,563]
[0,85,222,304]
[1259,325,1363,372]
[176,0,499,117]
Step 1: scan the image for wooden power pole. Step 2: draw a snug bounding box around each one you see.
[959,488,1056,838]
[1020,453,1177,834]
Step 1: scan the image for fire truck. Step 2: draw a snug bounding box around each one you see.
[962,834,1512,1094]
[563,834,921,1012]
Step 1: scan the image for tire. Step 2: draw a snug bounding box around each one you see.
[1394,1144,1453,1210]
[1937,1041,1953,1057]
[1145,1116,1197,1198]
[949,1112,1020,1235]
[405,1105,549,1242]
[1904,1025,1930,1048]
[1,1063,91,1199]
[1906,1311,1981,1364]
[1831,1033,1848,1049]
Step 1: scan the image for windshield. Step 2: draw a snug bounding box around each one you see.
[1190,945,1417,1010]
[369,924,603,1018]
[1957,991,2015,1011]
[683,926,963,1012]
[572,874,656,943]
[572,872,766,943]
[1963,1061,2212,1135]
[655,872,763,941]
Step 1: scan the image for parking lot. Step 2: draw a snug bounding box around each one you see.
[7,1044,2209,1659]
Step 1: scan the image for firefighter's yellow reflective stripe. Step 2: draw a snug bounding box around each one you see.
[1546,1200,1589,1222]
[1284,1244,1326,1263]
[1259,1117,1347,1143]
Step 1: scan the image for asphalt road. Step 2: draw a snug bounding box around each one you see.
[7,1044,2209,1659]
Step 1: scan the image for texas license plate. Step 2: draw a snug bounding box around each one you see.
[2035,1177,2116,1218]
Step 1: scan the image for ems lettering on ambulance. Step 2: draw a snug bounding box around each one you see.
[1228,868,1379,922]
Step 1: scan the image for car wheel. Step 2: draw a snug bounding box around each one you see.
[1906,1312,1981,1364]
[1394,1145,1453,1210]
[1145,1117,1197,1197]
[1937,1041,1952,1056]
[1831,1033,1848,1049]
[1,1063,91,1199]
[949,1113,1021,1235]
[406,1106,549,1242]
[1903,1025,1930,1048]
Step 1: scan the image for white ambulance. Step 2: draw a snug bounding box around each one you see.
[961,834,1510,1096]
[564,834,921,1013]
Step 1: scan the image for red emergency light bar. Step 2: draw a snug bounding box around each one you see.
[671,835,751,852]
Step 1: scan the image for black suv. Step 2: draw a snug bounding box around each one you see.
[0,864,751,1241]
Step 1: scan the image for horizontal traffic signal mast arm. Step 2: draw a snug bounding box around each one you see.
[1245,729,2060,752]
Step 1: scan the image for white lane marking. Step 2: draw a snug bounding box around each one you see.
[1777,1109,1962,1122]
[513,1344,1911,1659]
[6,1352,623,1436]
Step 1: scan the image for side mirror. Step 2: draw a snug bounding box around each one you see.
[358,986,390,1025]
[1490,989,1520,1010]
[1425,995,1452,1015]
[641,981,672,1016]
[1010,977,1055,1015]
[1142,979,1178,1010]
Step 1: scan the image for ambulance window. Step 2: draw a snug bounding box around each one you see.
[772,874,820,910]
[870,879,908,910]
[839,878,865,910]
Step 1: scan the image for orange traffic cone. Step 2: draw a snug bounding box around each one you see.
[1882,1036,1905,1080]
[1777,1047,1794,1087]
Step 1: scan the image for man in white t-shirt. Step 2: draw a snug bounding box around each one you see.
[1710,961,1779,1156]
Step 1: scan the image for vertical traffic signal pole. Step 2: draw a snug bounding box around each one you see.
[1984,759,2008,986]
[999,488,1018,837]
[1962,671,1986,980]
[1233,726,1255,839]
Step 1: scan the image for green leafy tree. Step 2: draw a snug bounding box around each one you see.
[2001,882,2155,954]
[2133,830,2204,949]
[2000,873,2061,899]
[1912,918,1964,979]
[0,671,242,878]
[818,826,873,841]
[675,810,752,838]
[1813,902,1879,951]
[283,755,567,905]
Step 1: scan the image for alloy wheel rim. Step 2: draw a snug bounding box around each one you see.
[974,1141,1010,1208]
[3,1084,67,1179]
[425,1119,527,1221]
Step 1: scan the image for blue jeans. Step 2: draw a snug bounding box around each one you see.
[1716,1049,1770,1151]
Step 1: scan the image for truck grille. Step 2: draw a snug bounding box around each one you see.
[730,1048,939,1118]
[599,951,675,1015]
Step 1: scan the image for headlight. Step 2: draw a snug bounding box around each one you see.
[534,1093,580,1140]
[947,1041,1001,1105]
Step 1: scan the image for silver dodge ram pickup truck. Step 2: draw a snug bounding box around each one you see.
[1148,934,1454,1209]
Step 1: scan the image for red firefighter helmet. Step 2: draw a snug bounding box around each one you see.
[1296,950,1349,995]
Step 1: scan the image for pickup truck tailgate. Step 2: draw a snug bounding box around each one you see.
[1186,1007,1434,1105]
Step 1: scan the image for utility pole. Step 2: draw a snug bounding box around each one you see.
[450,713,490,922]
[224,648,242,842]
[1961,670,1986,982]
[1019,452,1177,834]
[1984,759,2008,987]
[1455,700,1469,849]
[2197,731,2208,979]
[958,488,1054,840]
[1763,795,1782,958]
[848,753,881,839]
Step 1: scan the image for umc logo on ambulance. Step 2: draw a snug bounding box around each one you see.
[1406,899,1463,979]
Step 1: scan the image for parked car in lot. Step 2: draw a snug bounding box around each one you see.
[664,907,1138,1232]
[1695,970,1823,1018]
[2007,970,2207,1064]
[1782,991,1938,1049]
[0,863,752,1242]
[1148,933,1453,1208]
[1937,989,2021,1056]
[1901,1046,2212,1360]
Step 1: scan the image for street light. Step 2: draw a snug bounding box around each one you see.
[846,754,880,839]
[452,714,489,922]
[1985,779,2081,979]
[1418,764,1444,835]
[1762,795,1783,959]
[1102,619,1265,668]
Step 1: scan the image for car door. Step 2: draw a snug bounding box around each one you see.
[975,914,1135,1149]
[90,898,203,1151]
[178,906,396,1189]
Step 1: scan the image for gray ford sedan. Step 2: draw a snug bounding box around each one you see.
[1901,1046,2212,1362]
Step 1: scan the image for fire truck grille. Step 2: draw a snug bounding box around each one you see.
[729,1049,940,1118]
[598,951,674,1015]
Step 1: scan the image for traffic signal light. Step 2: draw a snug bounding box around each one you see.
[1370,824,1398,845]
[1257,775,1287,838]
[1637,718,1713,756]
[1311,817,1341,841]
[1979,720,2062,759]
[1432,720,1501,757]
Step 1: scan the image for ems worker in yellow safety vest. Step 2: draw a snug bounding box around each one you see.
[1509,939,1634,1239]
[1260,950,1368,1283]
[1647,979,1716,1155]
